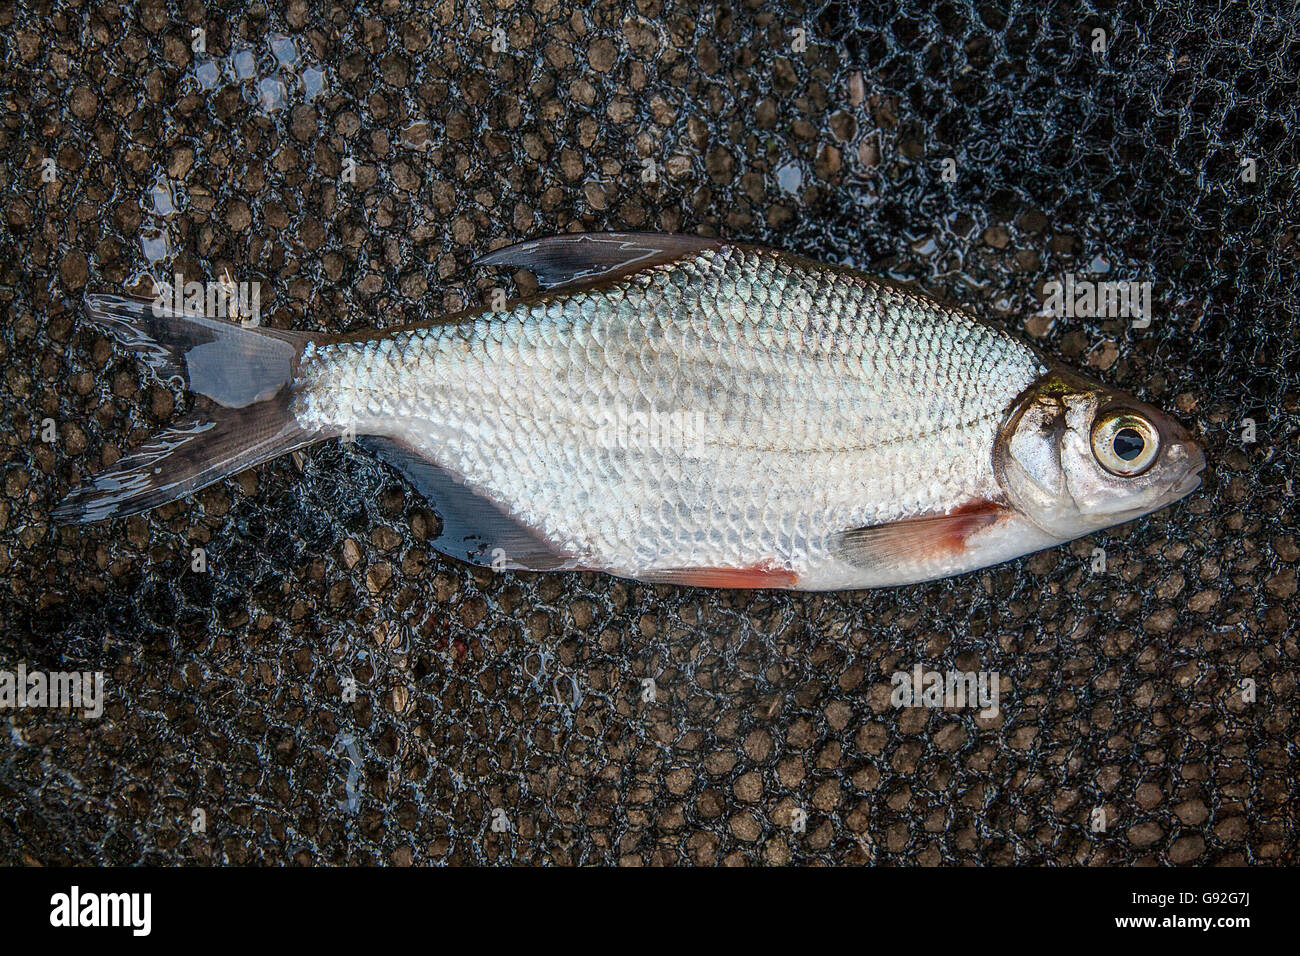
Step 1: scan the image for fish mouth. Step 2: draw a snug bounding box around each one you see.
[1163,439,1207,503]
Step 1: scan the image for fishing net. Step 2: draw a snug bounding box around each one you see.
[0,0,1295,864]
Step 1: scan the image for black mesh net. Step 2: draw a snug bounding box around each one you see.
[0,0,1296,864]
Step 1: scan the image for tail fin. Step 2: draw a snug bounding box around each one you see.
[53,294,323,523]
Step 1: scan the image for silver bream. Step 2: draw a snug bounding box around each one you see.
[56,233,1205,590]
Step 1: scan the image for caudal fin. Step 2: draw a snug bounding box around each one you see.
[53,294,323,523]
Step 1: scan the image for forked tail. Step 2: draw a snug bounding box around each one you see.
[53,295,325,523]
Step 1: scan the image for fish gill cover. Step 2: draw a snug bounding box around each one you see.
[0,0,1296,864]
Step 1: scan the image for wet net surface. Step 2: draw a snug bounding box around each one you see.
[0,0,1296,865]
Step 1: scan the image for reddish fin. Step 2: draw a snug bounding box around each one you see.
[639,564,799,590]
[830,499,1012,570]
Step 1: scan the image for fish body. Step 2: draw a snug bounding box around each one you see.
[57,233,1205,590]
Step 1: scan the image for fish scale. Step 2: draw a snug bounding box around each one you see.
[291,244,1047,586]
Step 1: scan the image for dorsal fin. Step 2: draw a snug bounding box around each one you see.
[356,436,577,572]
[473,232,727,292]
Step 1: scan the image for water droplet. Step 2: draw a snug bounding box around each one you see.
[257,77,287,112]
[269,35,298,70]
[302,65,325,100]
[140,229,171,264]
[776,162,803,194]
[230,48,257,80]
[194,57,221,90]
[149,179,177,216]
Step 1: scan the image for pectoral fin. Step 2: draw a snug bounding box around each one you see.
[830,499,1014,572]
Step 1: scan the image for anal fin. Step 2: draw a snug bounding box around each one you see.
[356,437,575,572]
[638,564,799,590]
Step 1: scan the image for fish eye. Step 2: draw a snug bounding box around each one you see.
[1091,410,1160,476]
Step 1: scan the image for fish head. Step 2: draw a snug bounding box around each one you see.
[993,368,1205,539]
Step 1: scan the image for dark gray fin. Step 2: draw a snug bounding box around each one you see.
[53,395,319,523]
[473,232,727,292]
[356,436,577,572]
[829,500,1011,571]
[53,295,322,523]
[81,294,308,407]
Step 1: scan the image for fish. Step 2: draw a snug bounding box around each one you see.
[53,232,1206,590]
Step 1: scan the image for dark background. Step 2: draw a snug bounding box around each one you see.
[0,0,1296,865]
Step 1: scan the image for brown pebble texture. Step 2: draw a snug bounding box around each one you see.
[0,2,1296,865]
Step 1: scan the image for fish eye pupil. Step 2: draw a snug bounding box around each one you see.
[1113,427,1145,461]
